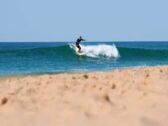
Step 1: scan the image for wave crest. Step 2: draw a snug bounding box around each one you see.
[70,44,120,58]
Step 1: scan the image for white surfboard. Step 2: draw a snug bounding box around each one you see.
[76,51,85,56]
[70,44,85,56]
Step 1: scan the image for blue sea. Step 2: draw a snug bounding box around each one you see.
[0,42,168,76]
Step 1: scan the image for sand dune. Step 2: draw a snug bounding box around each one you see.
[0,66,168,126]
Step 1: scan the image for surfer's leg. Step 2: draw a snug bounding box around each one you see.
[78,45,81,52]
[76,44,81,52]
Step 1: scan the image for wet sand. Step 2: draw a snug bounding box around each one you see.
[0,66,168,126]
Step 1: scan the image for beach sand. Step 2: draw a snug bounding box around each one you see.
[0,66,168,126]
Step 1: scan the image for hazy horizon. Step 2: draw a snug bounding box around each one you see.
[1,41,168,43]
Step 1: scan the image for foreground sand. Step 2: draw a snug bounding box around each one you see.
[0,66,168,126]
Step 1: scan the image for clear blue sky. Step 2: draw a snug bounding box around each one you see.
[1,0,168,42]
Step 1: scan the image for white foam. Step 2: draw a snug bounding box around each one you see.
[70,43,120,58]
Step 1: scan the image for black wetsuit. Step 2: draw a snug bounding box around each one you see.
[76,38,84,50]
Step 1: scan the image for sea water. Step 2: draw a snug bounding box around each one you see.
[0,42,168,76]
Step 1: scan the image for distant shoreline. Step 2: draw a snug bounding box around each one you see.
[0,64,167,78]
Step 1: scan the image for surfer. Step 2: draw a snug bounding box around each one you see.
[75,36,85,53]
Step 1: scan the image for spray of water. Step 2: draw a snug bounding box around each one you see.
[70,44,120,58]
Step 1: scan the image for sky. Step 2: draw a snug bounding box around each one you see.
[1,0,168,42]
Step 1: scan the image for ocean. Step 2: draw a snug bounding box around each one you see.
[0,42,168,76]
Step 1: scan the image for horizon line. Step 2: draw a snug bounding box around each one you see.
[1,40,168,43]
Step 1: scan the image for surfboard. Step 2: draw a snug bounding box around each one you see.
[70,44,85,56]
[76,51,85,56]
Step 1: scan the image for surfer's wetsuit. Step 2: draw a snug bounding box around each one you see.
[76,37,85,52]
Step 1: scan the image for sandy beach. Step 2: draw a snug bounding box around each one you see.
[0,66,168,126]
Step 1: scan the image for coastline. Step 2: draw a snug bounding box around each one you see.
[1,65,168,126]
[0,64,163,78]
